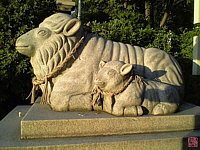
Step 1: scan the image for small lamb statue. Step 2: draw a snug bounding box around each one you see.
[92,60,180,116]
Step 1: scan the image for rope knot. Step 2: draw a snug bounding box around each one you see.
[91,75,147,107]
[27,32,86,104]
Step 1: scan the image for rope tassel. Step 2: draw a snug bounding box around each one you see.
[92,75,147,107]
[91,87,102,106]
[41,76,48,104]
[26,33,86,105]
[30,84,38,104]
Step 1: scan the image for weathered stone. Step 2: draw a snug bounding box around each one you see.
[0,103,200,149]
[15,13,184,113]
[20,98,200,139]
[93,61,180,116]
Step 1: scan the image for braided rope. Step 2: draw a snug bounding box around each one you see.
[30,33,86,104]
[91,75,147,107]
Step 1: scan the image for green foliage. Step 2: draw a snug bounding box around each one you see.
[178,27,200,60]
[166,0,193,33]
[0,0,57,119]
[82,0,155,47]
[91,17,154,46]
[0,0,57,78]
[174,27,200,106]
[146,27,178,54]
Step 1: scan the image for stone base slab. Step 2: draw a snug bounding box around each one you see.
[20,99,200,139]
[0,105,200,149]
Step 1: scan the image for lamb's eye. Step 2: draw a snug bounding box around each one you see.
[38,30,48,36]
[107,70,115,76]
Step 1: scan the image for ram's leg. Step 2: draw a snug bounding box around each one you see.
[50,91,92,112]
[152,102,178,115]
[50,91,70,111]
[124,106,143,116]
[68,94,93,111]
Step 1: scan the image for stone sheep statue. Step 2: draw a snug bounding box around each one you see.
[92,60,180,116]
[15,13,184,113]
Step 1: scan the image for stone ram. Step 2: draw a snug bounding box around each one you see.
[15,13,184,112]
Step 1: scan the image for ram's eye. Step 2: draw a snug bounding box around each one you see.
[36,27,51,38]
[38,30,48,36]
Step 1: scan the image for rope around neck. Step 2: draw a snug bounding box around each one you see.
[91,75,147,107]
[29,33,86,104]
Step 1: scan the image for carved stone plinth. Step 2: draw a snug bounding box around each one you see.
[20,98,200,139]
[0,99,200,149]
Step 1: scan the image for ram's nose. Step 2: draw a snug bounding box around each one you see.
[16,38,20,44]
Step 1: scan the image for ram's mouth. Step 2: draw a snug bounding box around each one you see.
[15,46,31,51]
[15,45,34,57]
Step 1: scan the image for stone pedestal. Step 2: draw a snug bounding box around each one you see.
[0,99,200,149]
[57,0,75,11]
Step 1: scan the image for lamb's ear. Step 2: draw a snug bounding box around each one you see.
[63,18,81,36]
[99,60,106,69]
[120,64,133,75]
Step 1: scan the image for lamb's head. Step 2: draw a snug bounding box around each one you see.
[15,13,83,79]
[95,61,133,93]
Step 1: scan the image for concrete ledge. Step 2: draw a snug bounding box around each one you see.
[21,99,200,139]
[0,105,200,149]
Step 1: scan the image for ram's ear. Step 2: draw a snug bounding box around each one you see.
[120,64,133,75]
[63,18,81,36]
[99,60,107,69]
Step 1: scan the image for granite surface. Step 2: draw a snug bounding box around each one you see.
[0,103,200,149]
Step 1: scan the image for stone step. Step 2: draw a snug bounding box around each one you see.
[0,105,200,149]
[20,98,200,139]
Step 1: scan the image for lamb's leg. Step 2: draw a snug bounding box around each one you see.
[103,95,113,114]
[111,103,124,116]
[152,102,178,115]
[112,103,143,116]
[103,95,144,116]
[124,106,143,116]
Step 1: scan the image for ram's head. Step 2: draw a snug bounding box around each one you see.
[15,13,83,79]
